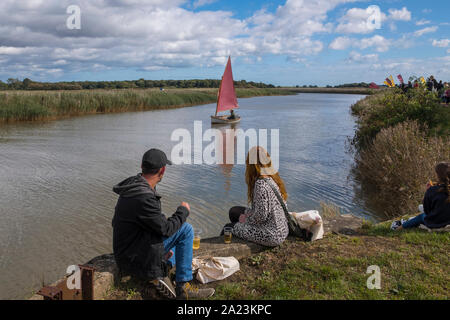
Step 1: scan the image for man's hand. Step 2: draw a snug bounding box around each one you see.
[181,202,190,212]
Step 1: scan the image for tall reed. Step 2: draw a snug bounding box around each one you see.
[0,88,296,123]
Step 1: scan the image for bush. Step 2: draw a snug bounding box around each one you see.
[353,121,450,219]
[351,88,447,149]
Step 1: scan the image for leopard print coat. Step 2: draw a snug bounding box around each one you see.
[232,178,289,247]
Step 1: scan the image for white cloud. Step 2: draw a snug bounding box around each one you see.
[416,19,431,26]
[414,26,438,37]
[359,35,390,52]
[329,35,391,52]
[336,6,411,35]
[0,0,362,79]
[329,36,353,50]
[388,7,411,21]
[348,51,378,63]
[0,46,28,55]
[192,0,218,9]
[336,7,387,34]
[432,39,450,48]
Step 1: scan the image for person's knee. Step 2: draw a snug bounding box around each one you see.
[229,207,237,222]
[229,206,244,222]
[181,222,194,238]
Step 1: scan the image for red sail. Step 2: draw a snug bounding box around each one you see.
[216,57,239,114]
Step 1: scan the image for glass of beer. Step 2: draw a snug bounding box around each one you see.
[193,228,202,250]
[223,227,233,244]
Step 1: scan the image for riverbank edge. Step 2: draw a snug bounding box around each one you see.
[28,212,449,300]
[0,87,375,123]
[28,213,365,300]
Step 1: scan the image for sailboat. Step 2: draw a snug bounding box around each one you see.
[211,57,241,124]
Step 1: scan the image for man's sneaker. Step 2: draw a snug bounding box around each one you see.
[390,220,404,230]
[151,277,176,300]
[176,282,215,300]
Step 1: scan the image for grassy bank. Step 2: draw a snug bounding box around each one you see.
[209,219,449,300]
[0,87,297,123]
[104,210,449,300]
[350,88,450,219]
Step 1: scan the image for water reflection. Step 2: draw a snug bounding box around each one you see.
[214,124,238,194]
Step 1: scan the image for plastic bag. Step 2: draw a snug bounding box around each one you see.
[290,210,324,241]
[192,256,240,284]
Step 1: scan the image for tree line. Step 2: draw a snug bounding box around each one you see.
[0,78,276,91]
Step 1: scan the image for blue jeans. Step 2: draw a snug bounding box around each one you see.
[402,213,426,229]
[163,222,194,283]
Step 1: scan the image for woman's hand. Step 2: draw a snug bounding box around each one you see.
[239,214,247,223]
[426,181,433,189]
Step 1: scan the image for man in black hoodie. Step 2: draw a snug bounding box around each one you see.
[112,149,214,299]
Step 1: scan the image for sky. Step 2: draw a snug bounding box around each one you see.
[0,0,449,86]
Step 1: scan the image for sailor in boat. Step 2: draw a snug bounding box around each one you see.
[227,109,237,120]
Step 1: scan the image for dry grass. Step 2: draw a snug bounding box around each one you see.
[354,121,450,219]
[319,202,341,219]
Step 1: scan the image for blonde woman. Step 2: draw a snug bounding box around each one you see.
[225,146,289,247]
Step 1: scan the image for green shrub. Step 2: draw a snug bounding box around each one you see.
[351,88,447,149]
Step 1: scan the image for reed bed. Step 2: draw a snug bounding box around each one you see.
[0,88,297,123]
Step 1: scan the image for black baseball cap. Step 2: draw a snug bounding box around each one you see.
[142,149,172,170]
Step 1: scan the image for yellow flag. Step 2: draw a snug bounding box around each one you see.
[389,75,395,86]
[420,77,426,84]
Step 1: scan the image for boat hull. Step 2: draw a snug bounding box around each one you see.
[211,115,241,124]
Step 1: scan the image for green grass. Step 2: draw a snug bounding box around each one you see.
[210,222,449,300]
[101,219,449,301]
[0,87,298,123]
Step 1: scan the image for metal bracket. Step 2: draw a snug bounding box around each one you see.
[36,264,95,300]
[37,286,63,300]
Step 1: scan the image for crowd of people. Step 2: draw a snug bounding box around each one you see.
[111,147,450,300]
[399,75,450,103]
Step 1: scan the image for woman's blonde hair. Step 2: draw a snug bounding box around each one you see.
[245,146,287,203]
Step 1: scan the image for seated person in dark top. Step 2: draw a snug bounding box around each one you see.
[392,162,450,230]
[227,109,237,120]
[112,149,214,299]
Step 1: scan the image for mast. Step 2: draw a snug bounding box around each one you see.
[215,75,223,117]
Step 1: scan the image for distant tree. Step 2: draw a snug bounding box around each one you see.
[23,78,32,89]
[136,78,145,88]
[7,78,21,89]
[0,80,7,90]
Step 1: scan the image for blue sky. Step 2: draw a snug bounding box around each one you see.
[0,0,448,86]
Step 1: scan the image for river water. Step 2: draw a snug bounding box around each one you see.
[0,93,370,299]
